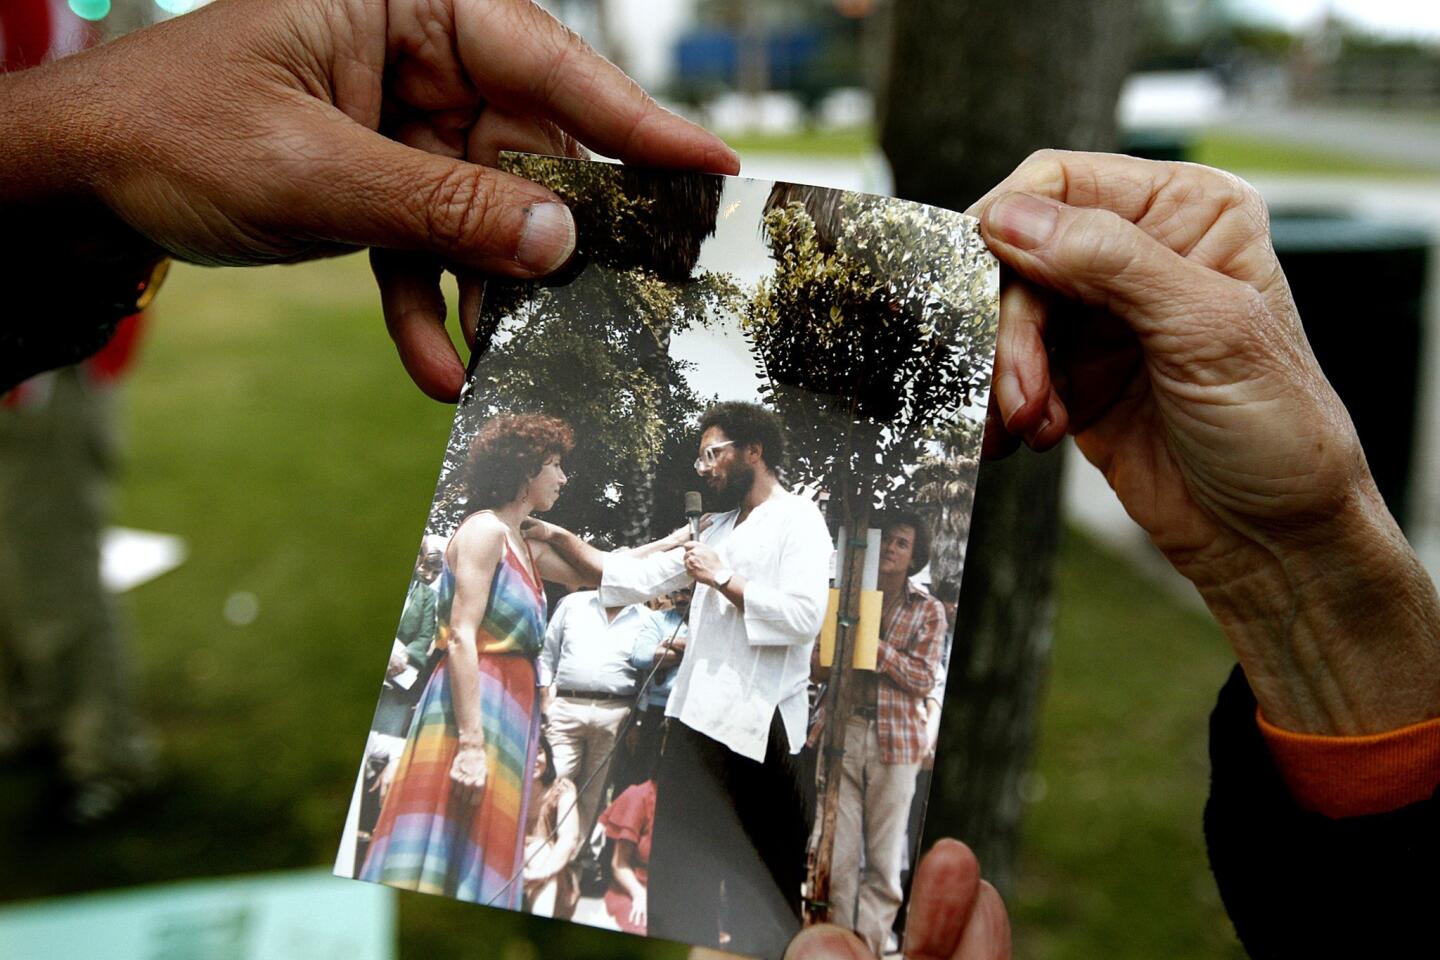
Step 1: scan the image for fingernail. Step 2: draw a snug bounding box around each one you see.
[516,202,575,273]
[784,926,871,960]
[994,371,1025,427]
[986,193,1058,250]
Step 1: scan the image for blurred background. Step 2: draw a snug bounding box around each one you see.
[2,1,1438,959]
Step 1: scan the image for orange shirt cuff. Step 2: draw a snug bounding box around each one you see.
[1257,708,1440,818]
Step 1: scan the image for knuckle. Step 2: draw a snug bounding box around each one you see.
[422,167,498,253]
[1062,206,1139,276]
[1220,170,1269,229]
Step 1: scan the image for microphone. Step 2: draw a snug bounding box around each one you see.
[684,490,703,540]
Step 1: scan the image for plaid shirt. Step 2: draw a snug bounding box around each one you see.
[811,579,948,764]
[872,580,948,763]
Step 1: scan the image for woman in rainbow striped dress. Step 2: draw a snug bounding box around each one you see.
[361,413,584,907]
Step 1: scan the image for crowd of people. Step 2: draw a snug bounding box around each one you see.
[347,401,952,956]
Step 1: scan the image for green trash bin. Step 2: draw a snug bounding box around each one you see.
[1270,211,1432,532]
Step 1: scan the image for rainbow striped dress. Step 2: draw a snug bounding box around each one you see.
[360,517,546,907]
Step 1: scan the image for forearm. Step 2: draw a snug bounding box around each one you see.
[877,645,935,698]
[1193,482,1440,736]
[717,574,746,612]
[1,52,158,264]
[547,529,606,584]
[612,853,646,901]
[627,527,689,559]
[1,60,167,388]
[446,637,485,741]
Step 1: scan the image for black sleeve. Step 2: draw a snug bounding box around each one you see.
[1204,665,1440,958]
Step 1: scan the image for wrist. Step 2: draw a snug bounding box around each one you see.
[1197,482,1440,735]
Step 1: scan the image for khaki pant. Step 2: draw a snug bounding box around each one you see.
[0,369,149,784]
[829,714,920,956]
[546,695,631,851]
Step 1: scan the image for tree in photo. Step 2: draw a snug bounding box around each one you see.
[430,158,739,546]
[741,183,997,922]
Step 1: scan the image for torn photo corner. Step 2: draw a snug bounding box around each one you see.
[336,154,999,960]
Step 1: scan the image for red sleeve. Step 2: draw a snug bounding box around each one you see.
[599,781,654,844]
[1258,708,1440,817]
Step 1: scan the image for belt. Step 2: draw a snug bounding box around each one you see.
[854,703,879,719]
[554,688,631,700]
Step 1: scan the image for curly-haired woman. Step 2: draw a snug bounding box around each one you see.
[361,412,587,906]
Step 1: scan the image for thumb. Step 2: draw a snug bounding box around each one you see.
[782,925,872,960]
[282,111,576,276]
[979,191,1258,342]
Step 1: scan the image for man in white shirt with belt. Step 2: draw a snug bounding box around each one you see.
[538,589,652,871]
[533,401,832,958]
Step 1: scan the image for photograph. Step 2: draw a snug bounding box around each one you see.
[335,154,999,959]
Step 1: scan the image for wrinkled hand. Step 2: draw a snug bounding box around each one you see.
[782,840,1008,960]
[450,741,488,790]
[13,0,737,399]
[973,149,1440,734]
[683,542,724,587]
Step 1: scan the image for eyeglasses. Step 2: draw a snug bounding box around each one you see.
[693,440,735,473]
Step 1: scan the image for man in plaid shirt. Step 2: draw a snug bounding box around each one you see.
[827,510,949,955]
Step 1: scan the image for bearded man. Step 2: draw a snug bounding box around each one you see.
[532,401,832,958]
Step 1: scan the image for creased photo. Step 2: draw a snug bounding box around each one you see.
[336,155,999,960]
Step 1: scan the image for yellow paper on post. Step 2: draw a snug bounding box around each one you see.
[818,588,882,671]
[853,590,882,671]
[818,588,841,667]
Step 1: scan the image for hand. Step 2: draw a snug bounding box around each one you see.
[386,650,409,678]
[6,0,738,400]
[683,542,725,586]
[972,150,1440,734]
[782,840,1008,960]
[450,741,488,790]
[520,518,562,543]
[628,888,648,929]
[656,638,684,667]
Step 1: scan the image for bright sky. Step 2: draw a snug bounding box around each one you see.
[1231,0,1440,40]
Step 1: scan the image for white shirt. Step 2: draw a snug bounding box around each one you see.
[538,591,652,696]
[599,488,833,761]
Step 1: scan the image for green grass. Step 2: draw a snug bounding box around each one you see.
[1012,531,1245,960]
[724,125,877,157]
[1192,132,1438,178]
[721,123,1440,180]
[0,258,1246,958]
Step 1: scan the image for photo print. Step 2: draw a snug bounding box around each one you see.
[336,154,999,959]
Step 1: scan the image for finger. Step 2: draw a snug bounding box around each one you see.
[467,106,591,167]
[903,838,981,960]
[968,149,1274,286]
[456,0,739,174]
[954,882,1011,960]
[991,279,1052,436]
[280,106,576,277]
[1028,388,1069,452]
[457,272,486,351]
[980,192,1260,349]
[372,249,465,401]
[981,390,1020,461]
[783,925,871,960]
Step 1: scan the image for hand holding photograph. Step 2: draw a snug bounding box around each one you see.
[336,154,999,960]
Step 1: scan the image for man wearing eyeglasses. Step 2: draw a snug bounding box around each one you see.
[531,400,832,958]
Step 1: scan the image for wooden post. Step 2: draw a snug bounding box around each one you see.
[806,490,869,924]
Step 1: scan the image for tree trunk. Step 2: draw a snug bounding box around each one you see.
[879,0,1138,895]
